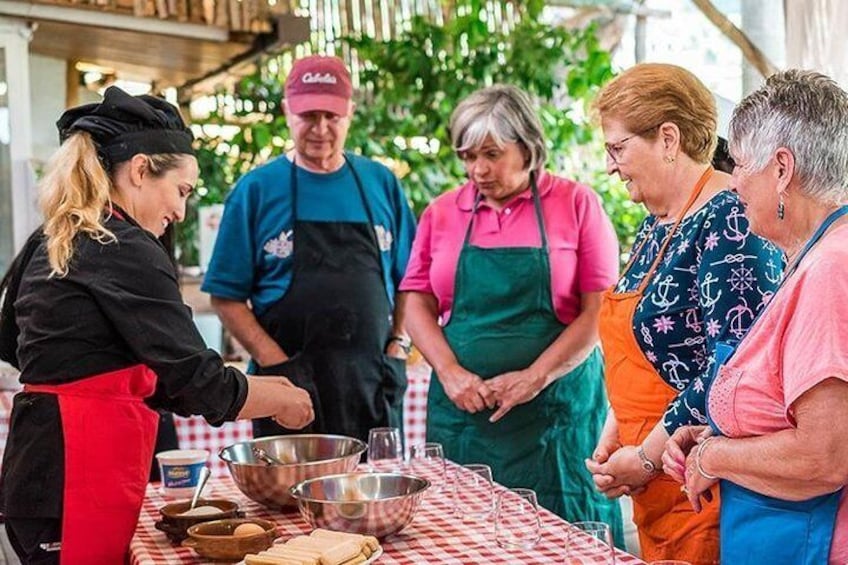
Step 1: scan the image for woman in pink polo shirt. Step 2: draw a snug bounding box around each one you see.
[663,70,848,564]
[400,84,623,541]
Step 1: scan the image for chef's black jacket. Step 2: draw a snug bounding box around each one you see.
[0,213,248,518]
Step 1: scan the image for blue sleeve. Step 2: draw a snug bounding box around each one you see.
[200,178,257,301]
[388,174,417,287]
[662,196,783,433]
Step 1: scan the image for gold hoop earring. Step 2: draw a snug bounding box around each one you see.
[664,155,675,164]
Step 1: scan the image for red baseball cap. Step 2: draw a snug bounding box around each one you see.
[284,55,353,116]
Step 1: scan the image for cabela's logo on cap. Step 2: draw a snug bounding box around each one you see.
[302,72,338,85]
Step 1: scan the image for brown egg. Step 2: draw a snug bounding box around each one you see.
[232,522,266,537]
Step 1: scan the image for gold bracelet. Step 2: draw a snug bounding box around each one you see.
[695,436,720,480]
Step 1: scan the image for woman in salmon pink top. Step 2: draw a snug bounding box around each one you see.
[400,84,623,542]
[664,70,848,565]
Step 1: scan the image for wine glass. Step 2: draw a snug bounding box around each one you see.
[567,521,614,564]
[495,487,541,549]
[410,442,446,494]
[367,427,403,472]
[452,463,493,521]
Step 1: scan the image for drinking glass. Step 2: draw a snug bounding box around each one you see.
[452,463,494,521]
[567,521,614,564]
[367,427,403,472]
[410,442,446,494]
[495,488,541,549]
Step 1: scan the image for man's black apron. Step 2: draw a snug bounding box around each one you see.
[253,155,406,444]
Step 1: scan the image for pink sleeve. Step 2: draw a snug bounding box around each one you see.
[575,187,620,292]
[781,255,848,411]
[399,205,434,294]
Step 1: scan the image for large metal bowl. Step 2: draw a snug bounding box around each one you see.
[289,472,430,538]
[219,435,366,508]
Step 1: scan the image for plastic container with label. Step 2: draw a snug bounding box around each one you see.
[156,449,210,498]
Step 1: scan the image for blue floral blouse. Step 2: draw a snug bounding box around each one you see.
[615,190,784,433]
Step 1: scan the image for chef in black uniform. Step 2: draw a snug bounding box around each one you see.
[0,86,313,564]
[202,55,417,442]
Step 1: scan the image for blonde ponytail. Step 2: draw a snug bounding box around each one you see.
[38,132,116,277]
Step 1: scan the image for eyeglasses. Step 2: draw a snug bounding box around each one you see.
[604,124,661,164]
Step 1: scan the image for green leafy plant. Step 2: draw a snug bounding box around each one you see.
[177,2,645,266]
[340,4,644,252]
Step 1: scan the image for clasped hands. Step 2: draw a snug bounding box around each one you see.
[440,363,546,423]
[662,425,718,512]
[584,425,718,512]
[584,440,654,499]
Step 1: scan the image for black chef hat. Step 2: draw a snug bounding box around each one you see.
[56,86,195,170]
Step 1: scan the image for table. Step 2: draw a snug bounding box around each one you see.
[131,465,644,564]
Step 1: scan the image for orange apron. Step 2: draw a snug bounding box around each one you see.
[599,168,719,565]
[25,364,159,564]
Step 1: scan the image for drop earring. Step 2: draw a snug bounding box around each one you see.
[777,194,785,220]
[664,155,675,164]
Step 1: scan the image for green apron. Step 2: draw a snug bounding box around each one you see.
[426,176,623,546]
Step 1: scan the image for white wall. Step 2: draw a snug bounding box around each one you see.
[29,54,66,170]
[0,18,36,258]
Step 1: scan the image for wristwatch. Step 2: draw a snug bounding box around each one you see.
[637,445,658,474]
[387,335,413,355]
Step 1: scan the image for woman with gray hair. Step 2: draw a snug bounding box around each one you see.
[663,69,848,564]
[400,84,623,538]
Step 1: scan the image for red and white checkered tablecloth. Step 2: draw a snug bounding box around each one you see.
[130,463,644,564]
[173,417,254,478]
[403,360,430,455]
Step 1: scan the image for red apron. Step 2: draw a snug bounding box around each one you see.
[25,364,159,564]
[598,168,720,565]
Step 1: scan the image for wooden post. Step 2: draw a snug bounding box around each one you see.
[213,0,228,26]
[155,0,169,19]
[65,60,79,109]
[176,0,188,21]
[229,0,242,31]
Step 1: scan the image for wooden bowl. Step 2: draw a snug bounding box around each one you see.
[155,499,242,542]
[182,518,278,560]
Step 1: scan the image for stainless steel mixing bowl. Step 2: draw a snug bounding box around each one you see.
[289,472,430,538]
[219,435,366,508]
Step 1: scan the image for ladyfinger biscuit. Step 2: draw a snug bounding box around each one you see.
[245,554,300,565]
[283,534,362,565]
[337,554,367,565]
[309,529,380,552]
[297,532,373,558]
[283,536,338,553]
[266,545,321,564]
[318,540,361,565]
[273,542,323,556]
